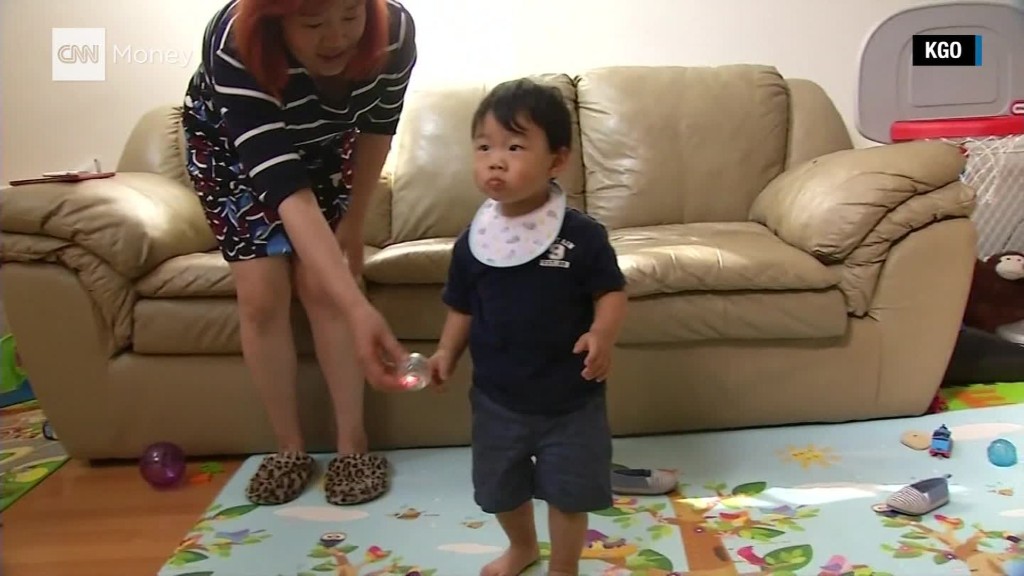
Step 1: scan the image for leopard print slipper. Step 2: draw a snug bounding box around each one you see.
[324,453,390,506]
[245,452,316,506]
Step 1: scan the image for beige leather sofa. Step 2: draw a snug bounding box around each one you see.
[0,65,977,461]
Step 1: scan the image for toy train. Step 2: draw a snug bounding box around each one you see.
[929,424,953,458]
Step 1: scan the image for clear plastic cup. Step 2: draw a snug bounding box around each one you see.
[399,352,431,391]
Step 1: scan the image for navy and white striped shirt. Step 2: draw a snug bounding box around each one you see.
[191,0,416,208]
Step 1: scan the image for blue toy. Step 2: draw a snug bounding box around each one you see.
[929,424,953,458]
[988,438,1018,467]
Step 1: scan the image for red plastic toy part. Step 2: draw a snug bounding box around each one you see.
[891,115,1024,142]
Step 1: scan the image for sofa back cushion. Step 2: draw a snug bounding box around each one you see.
[118,105,395,248]
[387,73,586,244]
[117,106,193,189]
[576,64,790,229]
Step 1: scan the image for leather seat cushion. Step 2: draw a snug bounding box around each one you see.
[136,247,382,298]
[369,283,847,343]
[362,222,839,297]
[130,224,844,351]
[131,281,846,352]
[362,239,455,285]
[132,298,317,355]
[611,222,839,297]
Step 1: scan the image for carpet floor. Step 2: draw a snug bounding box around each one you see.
[157,403,1024,576]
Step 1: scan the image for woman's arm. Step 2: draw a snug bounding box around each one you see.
[279,190,365,309]
[278,190,407,387]
[344,133,392,232]
[335,133,393,277]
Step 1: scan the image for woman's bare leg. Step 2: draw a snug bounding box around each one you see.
[293,255,367,455]
[293,253,391,505]
[230,257,303,452]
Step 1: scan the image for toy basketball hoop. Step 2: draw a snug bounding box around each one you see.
[857,2,1024,258]
[892,114,1024,258]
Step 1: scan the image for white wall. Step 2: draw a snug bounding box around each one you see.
[0,0,1010,182]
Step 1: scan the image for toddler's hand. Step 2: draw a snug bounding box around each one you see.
[573,331,612,381]
[427,350,455,393]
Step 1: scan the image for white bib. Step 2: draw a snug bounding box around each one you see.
[469,183,567,268]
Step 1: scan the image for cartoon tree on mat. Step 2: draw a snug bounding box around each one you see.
[879,513,1024,576]
[299,537,436,576]
[539,481,821,575]
[166,503,271,567]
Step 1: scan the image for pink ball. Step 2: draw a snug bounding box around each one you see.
[139,442,186,488]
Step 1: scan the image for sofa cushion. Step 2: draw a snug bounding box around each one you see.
[136,247,382,298]
[363,222,838,295]
[387,73,586,244]
[136,252,234,297]
[363,238,455,285]
[576,64,789,229]
[362,222,845,344]
[611,222,839,297]
[366,281,845,343]
[621,289,847,343]
[132,298,317,355]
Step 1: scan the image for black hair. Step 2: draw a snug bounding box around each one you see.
[471,78,572,153]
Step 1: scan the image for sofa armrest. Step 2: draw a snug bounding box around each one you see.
[749,140,968,262]
[0,172,216,280]
[750,140,976,314]
[837,181,975,314]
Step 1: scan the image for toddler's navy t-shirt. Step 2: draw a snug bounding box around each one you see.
[442,208,627,415]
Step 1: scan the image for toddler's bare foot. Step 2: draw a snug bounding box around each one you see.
[479,544,540,576]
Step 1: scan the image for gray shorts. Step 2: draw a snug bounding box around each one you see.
[470,387,613,514]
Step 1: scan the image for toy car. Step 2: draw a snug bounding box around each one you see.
[929,424,953,458]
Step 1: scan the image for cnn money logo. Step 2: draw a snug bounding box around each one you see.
[53,28,105,81]
[52,28,195,82]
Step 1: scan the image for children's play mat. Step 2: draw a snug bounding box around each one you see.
[0,400,68,512]
[158,403,1024,576]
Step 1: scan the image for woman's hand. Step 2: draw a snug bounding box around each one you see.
[336,218,364,279]
[277,190,407,390]
[347,300,409,391]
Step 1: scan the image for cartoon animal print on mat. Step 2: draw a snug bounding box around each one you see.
[878,513,1024,576]
[166,504,271,567]
[300,532,437,576]
[537,480,828,574]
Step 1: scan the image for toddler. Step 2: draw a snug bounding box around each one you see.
[428,78,628,576]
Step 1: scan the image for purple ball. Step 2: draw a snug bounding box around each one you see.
[139,442,186,488]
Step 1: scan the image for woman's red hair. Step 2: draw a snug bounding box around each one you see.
[233,0,390,99]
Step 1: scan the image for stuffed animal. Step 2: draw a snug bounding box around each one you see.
[963,251,1024,334]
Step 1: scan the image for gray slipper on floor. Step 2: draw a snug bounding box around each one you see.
[611,467,678,495]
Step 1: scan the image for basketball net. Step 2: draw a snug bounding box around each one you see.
[892,114,1024,258]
